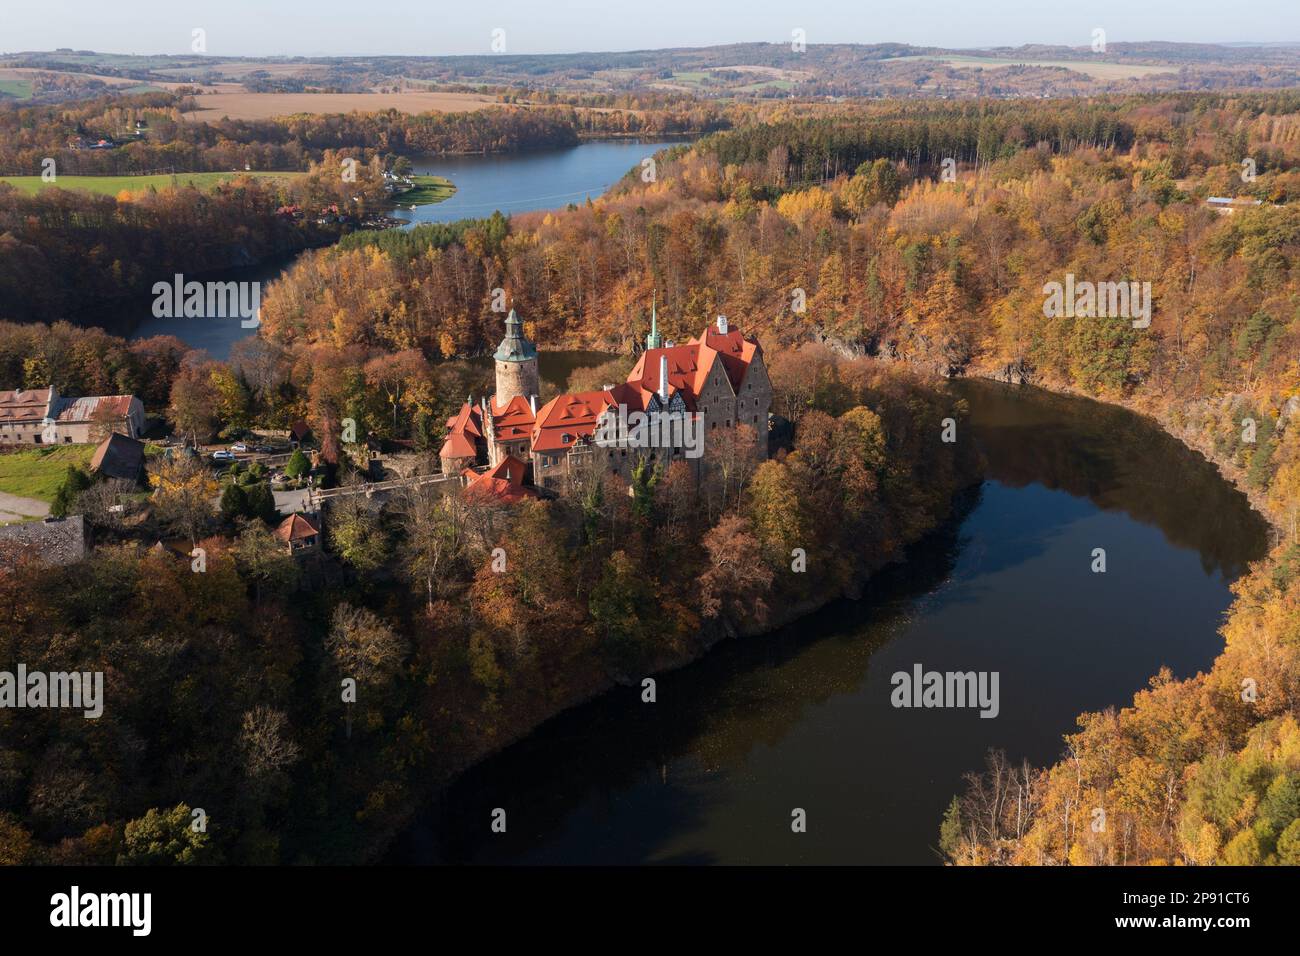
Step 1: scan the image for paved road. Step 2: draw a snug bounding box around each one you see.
[273,488,312,514]
[0,490,50,524]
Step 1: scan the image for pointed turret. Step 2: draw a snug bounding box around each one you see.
[494,308,537,363]
[646,291,663,350]
[493,307,539,404]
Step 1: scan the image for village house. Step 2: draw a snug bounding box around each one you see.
[440,303,771,492]
[274,512,322,555]
[1206,196,1264,214]
[89,432,146,483]
[0,386,144,445]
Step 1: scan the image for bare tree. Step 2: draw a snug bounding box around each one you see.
[239,706,302,778]
[397,483,471,614]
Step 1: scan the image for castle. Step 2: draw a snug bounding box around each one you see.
[440,304,772,491]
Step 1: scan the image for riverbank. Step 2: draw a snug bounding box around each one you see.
[937,368,1300,865]
[392,376,1266,864]
[369,382,986,861]
[971,360,1284,532]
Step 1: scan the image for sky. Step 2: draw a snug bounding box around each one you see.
[5,0,1298,57]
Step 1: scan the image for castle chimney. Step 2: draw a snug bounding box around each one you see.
[658,353,669,402]
[530,394,537,415]
[716,315,728,335]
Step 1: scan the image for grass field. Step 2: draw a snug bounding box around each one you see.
[0,446,95,503]
[0,78,33,100]
[393,174,456,206]
[0,170,305,197]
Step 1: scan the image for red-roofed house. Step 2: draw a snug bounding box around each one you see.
[274,512,322,555]
[0,385,144,445]
[440,307,770,493]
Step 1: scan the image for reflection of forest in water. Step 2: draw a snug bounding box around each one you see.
[393,381,1270,865]
[949,379,1269,579]
[402,506,973,865]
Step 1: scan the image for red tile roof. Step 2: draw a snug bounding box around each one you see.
[440,403,483,460]
[274,512,320,543]
[490,394,536,441]
[531,390,617,453]
[442,321,761,462]
[0,388,54,423]
[465,455,538,504]
[695,326,761,392]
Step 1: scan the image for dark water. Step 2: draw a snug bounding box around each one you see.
[122,140,689,359]
[123,255,299,361]
[391,139,688,226]
[390,378,1270,865]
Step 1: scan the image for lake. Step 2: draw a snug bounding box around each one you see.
[125,139,689,359]
[391,139,690,226]
[390,378,1270,865]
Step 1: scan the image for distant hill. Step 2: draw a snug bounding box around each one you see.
[3,41,1300,104]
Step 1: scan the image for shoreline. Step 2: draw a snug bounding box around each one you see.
[376,367,1279,862]
[967,363,1282,532]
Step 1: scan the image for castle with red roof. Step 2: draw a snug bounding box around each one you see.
[440,302,771,492]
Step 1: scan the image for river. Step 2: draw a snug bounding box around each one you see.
[125,139,688,359]
[389,378,1269,865]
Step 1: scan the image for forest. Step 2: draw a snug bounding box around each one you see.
[247,90,1300,866]
[0,344,977,864]
[0,91,731,178]
[3,87,1300,864]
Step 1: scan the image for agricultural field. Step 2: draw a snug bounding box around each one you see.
[179,89,500,121]
[0,170,305,197]
[0,78,34,100]
[888,54,1178,79]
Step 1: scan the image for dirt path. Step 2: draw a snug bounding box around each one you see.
[0,491,50,524]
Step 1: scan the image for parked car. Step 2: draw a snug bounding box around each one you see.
[211,450,236,462]
[231,442,250,453]
[253,445,274,454]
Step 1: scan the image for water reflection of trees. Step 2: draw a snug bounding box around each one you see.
[416,499,975,864]
[950,380,1269,579]
[416,383,1268,863]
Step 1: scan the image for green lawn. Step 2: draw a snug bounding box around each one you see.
[0,79,33,100]
[0,170,305,197]
[0,446,95,503]
[392,174,456,206]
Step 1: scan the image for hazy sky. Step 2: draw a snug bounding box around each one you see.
[6,0,1297,57]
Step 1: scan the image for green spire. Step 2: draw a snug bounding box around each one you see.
[646,290,663,350]
[493,307,537,362]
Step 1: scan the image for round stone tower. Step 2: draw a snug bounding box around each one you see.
[494,307,539,403]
